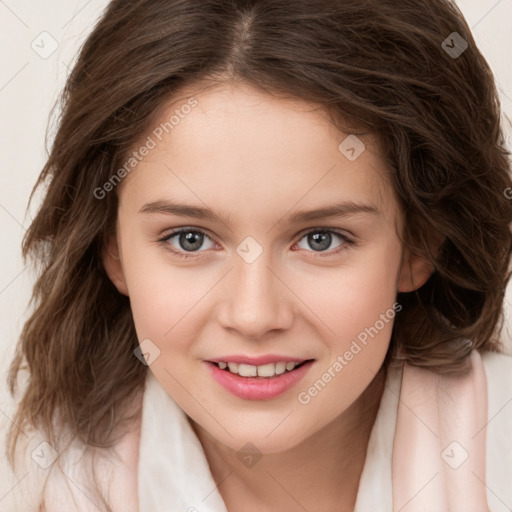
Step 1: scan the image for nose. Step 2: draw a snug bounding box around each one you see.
[217,252,294,340]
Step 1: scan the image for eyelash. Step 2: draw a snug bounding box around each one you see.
[158,227,356,260]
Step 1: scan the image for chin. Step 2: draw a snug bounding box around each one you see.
[216,424,310,454]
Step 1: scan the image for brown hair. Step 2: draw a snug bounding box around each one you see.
[6,0,512,509]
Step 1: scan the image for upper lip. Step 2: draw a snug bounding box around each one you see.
[207,355,312,366]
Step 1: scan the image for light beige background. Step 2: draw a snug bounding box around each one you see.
[0,0,511,498]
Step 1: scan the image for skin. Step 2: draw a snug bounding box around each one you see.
[104,82,432,511]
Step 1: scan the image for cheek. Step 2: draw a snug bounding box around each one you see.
[294,255,400,423]
[116,235,190,341]
[299,242,401,402]
[291,240,402,348]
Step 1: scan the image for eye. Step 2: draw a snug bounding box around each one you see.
[159,228,216,258]
[158,227,355,260]
[294,228,354,255]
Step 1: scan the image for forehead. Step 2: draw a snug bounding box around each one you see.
[118,82,398,226]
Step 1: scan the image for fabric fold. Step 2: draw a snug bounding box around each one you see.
[392,350,489,512]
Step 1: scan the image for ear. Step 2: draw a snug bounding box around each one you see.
[102,235,129,296]
[398,248,434,293]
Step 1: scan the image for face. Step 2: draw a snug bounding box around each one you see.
[104,82,429,453]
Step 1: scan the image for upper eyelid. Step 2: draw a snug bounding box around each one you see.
[160,226,214,242]
[295,226,353,239]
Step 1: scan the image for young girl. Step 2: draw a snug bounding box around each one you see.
[4,0,512,510]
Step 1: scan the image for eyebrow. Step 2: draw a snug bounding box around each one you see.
[139,200,379,226]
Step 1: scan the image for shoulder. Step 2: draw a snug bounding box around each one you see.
[1,422,141,512]
[0,428,51,511]
[480,350,512,512]
[480,349,512,429]
[481,349,512,380]
[481,350,512,420]
[42,424,141,512]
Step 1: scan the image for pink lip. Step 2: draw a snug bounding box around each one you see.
[205,360,314,400]
[208,354,307,365]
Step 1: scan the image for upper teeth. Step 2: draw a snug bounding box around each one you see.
[217,361,301,377]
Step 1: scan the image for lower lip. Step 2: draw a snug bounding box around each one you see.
[205,361,314,400]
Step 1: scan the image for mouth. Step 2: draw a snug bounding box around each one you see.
[205,358,315,400]
[208,359,314,378]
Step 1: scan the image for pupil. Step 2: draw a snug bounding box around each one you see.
[180,232,203,251]
[309,232,331,251]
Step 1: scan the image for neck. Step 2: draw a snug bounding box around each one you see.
[190,365,387,512]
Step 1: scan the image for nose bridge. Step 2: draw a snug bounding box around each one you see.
[219,246,293,338]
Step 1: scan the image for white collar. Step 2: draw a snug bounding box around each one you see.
[138,370,229,511]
